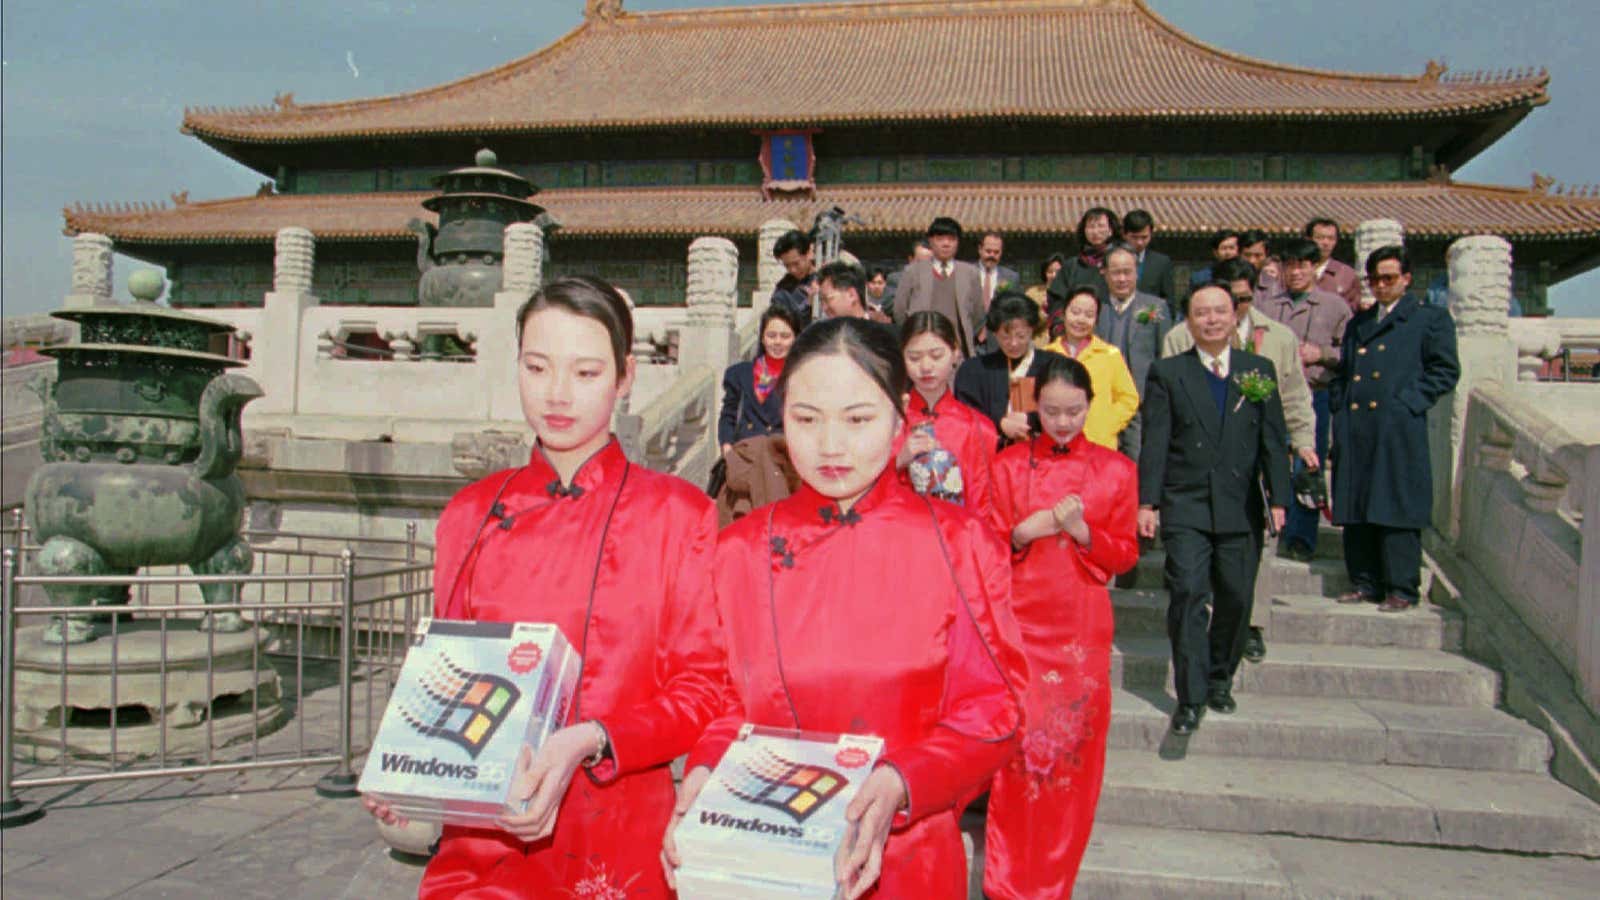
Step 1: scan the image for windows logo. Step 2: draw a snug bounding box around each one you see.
[721,748,849,823]
[397,653,521,759]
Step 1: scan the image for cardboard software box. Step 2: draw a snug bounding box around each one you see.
[358,618,580,827]
[674,725,885,900]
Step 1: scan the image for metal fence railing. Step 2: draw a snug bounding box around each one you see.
[0,513,434,828]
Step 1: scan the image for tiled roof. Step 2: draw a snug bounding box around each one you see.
[181,0,1548,143]
[64,180,1600,244]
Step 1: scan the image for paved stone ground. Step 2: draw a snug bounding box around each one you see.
[1,766,425,899]
[3,656,426,899]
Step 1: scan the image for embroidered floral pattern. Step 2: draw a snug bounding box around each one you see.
[564,860,640,899]
[1012,643,1104,802]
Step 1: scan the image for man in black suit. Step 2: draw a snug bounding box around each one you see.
[1138,283,1292,734]
[1123,209,1176,311]
[1330,246,1459,612]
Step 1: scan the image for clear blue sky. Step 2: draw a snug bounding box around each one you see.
[4,0,1598,317]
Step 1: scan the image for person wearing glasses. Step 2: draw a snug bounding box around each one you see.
[1329,246,1459,613]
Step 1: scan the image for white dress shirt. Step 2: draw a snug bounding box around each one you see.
[1197,345,1232,379]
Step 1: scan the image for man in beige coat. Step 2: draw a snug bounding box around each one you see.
[892,216,986,358]
[1165,258,1316,663]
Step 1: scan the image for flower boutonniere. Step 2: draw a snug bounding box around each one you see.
[1135,305,1165,326]
[997,279,1014,293]
[1232,370,1277,412]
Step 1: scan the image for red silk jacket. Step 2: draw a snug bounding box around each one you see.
[690,470,1028,898]
[421,439,732,899]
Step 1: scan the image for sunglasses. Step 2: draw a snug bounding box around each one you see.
[1366,273,1405,286]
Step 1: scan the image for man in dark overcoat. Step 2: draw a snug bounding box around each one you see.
[1329,246,1460,612]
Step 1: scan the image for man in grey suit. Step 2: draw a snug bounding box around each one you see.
[892,217,986,358]
[1097,243,1168,461]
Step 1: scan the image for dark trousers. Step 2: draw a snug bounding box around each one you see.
[1281,387,1330,552]
[1342,524,1422,603]
[1162,526,1260,706]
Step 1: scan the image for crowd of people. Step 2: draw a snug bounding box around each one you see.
[362,203,1462,898]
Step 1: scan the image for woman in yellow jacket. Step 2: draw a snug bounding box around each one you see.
[1044,285,1139,450]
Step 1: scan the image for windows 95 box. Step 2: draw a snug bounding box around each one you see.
[674,725,885,900]
[358,618,580,827]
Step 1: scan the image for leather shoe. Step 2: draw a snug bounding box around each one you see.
[1283,541,1315,563]
[1242,626,1266,663]
[1206,687,1237,714]
[1337,590,1376,605]
[1378,595,1417,613]
[1170,704,1203,735]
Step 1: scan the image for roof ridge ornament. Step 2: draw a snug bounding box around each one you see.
[585,0,623,25]
[1422,59,1448,82]
[272,91,297,111]
[1530,173,1555,195]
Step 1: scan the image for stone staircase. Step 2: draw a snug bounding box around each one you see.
[965,528,1600,897]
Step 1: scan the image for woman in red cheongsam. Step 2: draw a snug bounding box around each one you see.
[898,311,998,519]
[983,355,1140,899]
[663,317,1028,899]
[364,277,731,899]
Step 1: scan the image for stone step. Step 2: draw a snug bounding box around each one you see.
[1110,590,1462,650]
[1266,593,1462,650]
[1072,825,1600,899]
[1108,588,1168,635]
[1097,751,1600,856]
[1128,551,1353,597]
[1109,637,1499,706]
[1106,688,1551,771]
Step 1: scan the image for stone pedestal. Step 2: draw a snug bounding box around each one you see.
[1353,219,1405,311]
[12,621,284,762]
[64,233,115,310]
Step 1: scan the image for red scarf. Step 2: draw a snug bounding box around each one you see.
[753,353,785,403]
[1077,245,1106,270]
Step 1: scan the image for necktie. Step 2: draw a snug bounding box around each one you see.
[1211,359,1225,378]
[938,263,950,280]
[984,269,994,301]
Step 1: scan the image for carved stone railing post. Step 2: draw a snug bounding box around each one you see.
[64,233,115,309]
[273,226,315,295]
[1352,219,1404,311]
[756,219,797,313]
[482,224,546,424]
[679,237,739,457]
[257,227,319,415]
[501,223,545,296]
[1437,234,1517,535]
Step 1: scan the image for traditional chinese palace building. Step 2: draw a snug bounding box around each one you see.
[64,0,1600,314]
